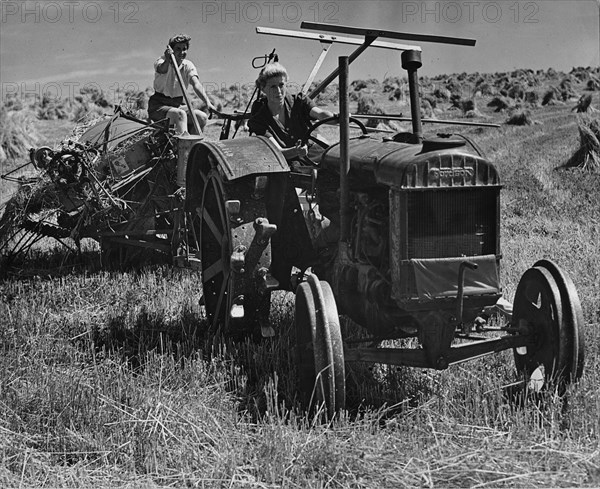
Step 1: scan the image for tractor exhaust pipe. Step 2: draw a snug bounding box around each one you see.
[401,50,423,143]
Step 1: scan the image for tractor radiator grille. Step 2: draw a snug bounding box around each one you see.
[406,188,498,259]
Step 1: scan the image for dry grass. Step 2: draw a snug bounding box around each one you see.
[1,262,598,487]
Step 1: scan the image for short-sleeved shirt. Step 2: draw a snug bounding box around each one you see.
[153,57,198,98]
[248,93,316,148]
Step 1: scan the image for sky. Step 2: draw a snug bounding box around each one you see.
[1,0,599,102]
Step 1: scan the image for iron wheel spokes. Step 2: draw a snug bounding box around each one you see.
[203,258,224,283]
[189,151,275,340]
[202,206,223,244]
[210,270,230,333]
[200,171,230,329]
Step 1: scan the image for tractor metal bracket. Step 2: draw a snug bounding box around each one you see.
[256,25,421,99]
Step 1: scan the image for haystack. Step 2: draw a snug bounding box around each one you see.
[475,82,494,97]
[351,79,380,92]
[571,67,590,83]
[460,99,476,113]
[587,77,600,91]
[388,87,403,102]
[505,109,535,126]
[542,88,560,106]
[420,99,435,118]
[356,94,386,127]
[507,82,525,101]
[449,94,476,113]
[73,102,107,123]
[0,107,39,163]
[382,76,402,93]
[432,87,452,101]
[573,94,593,113]
[487,96,512,112]
[422,96,437,109]
[445,78,462,98]
[525,90,540,106]
[564,114,600,171]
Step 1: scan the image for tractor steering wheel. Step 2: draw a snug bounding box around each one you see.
[300,115,369,165]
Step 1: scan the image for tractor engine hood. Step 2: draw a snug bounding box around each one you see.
[320,137,500,188]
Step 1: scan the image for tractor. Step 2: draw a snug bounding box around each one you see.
[2,22,585,418]
[179,23,585,416]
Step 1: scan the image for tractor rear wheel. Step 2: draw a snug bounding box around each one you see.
[193,164,277,339]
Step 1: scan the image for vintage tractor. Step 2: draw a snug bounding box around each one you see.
[1,22,585,417]
[178,23,585,416]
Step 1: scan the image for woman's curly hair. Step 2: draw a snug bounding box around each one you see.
[255,62,288,90]
[169,34,191,48]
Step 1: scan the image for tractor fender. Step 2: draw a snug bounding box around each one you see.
[182,135,289,188]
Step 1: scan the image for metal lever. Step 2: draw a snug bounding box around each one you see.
[253,218,277,245]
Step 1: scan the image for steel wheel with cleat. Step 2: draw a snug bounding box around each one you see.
[512,262,585,393]
[191,161,278,339]
[533,259,585,381]
[295,274,346,418]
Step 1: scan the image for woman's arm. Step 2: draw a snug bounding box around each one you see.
[309,106,336,121]
[155,48,172,74]
[268,137,308,160]
[190,76,216,112]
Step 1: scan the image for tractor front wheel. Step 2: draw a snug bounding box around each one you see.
[512,261,585,393]
[295,274,346,418]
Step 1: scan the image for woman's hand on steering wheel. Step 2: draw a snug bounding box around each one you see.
[301,115,369,147]
[299,115,370,165]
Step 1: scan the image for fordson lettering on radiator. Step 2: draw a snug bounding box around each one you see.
[429,166,475,182]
